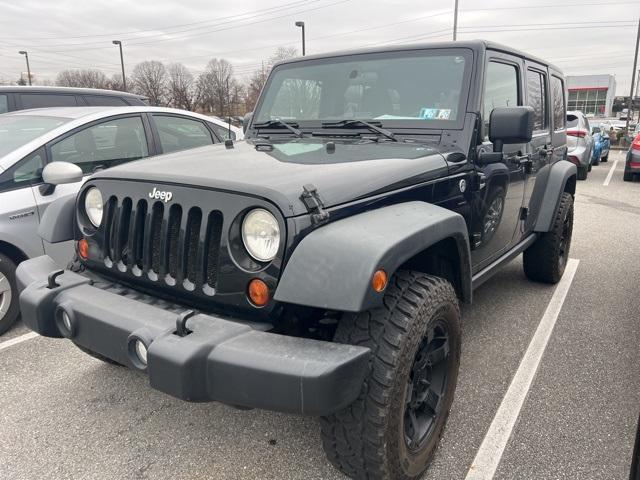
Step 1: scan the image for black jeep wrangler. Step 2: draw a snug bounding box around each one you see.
[17,41,575,479]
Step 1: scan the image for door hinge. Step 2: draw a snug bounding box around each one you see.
[300,184,329,224]
[519,207,529,220]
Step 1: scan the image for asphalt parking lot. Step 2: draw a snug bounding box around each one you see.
[1,150,639,480]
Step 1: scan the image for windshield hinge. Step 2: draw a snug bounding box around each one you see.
[300,184,329,224]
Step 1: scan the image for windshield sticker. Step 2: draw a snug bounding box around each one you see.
[419,108,452,120]
[274,143,324,156]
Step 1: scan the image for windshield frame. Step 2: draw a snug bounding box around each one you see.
[250,47,475,135]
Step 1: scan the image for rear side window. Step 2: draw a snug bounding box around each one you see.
[0,94,8,113]
[83,95,128,106]
[526,69,548,132]
[19,94,78,109]
[566,115,578,128]
[154,115,214,154]
[0,149,45,192]
[483,61,520,138]
[551,76,565,131]
[50,116,148,174]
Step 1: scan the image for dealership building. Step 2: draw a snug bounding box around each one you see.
[566,74,616,117]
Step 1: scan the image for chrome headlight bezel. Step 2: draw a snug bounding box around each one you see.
[241,208,281,262]
[84,187,103,228]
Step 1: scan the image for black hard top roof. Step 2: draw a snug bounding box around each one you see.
[272,39,563,74]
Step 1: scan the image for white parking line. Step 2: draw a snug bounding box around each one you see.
[0,331,39,352]
[465,258,580,480]
[603,159,620,186]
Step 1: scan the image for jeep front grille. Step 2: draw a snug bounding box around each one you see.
[102,196,223,293]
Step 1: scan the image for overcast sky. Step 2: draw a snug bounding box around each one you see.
[0,0,638,94]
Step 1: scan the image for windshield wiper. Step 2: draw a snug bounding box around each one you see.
[320,119,398,142]
[252,119,304,138]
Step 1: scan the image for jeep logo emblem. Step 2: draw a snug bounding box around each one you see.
[149,187,173,203]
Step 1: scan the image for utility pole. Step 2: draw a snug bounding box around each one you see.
[626,16,639,132]
[453,0,459,41]
[112,40,127,92]
[295,21,306,55]
[18,51,31,85]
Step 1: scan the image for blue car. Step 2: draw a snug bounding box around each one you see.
[591,127,610,165]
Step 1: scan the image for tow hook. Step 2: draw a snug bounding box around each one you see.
[47,270,65,289]
[175,310,196,337]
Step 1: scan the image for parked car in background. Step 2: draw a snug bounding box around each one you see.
[593,126,610,162]
[591,129,604,167]
[0,86,148,113]
[0,106,243,335]
[624,131,640,181]
[567,110,594,179]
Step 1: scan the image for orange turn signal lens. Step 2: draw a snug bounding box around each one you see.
[372,269,388,293]
[248,278,270,307]
[77,239,89,260]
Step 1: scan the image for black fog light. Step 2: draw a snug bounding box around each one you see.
[55,306,76,338]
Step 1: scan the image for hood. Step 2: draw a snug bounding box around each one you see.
[91,138,453,217]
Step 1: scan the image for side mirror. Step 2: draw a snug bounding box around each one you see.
[488,106,534,153]
[42,162,83,186]
[243,112,253,134]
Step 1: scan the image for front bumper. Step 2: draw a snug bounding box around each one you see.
[17,255,370,415]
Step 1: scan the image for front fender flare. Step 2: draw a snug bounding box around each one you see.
[532,160,577,232]
[274,202,471,312]
[38,194,76,243]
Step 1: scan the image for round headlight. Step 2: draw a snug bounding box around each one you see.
[84,187,103,228]
[242,209,280,262]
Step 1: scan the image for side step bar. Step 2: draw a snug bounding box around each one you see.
[472,234,538,290]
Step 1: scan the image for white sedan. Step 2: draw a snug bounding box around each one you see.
[0,106,242,334]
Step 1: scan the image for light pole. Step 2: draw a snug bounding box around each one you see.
[453,0,459,41]
[295,21,306,56]
[626,17,639,132]
[18,50,31,85]
[112,40,127,91]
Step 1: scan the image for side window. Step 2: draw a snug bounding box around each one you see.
[50,116,148,174]
[483,61,520,138]
[0,149,45,192]
[210,123,236,141]
[0,94,8,113]
[551,76,565,131]
[526,69,549,132]
[19,94,78,109]
[154,115,214,154]
[83,95,128,106]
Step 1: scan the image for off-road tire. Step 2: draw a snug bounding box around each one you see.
[624,172,634,182]
[577,166,587,180]
[74,343,123,366]
[0,253,19,336]
[523,192,574,284]
[320,271,461,480]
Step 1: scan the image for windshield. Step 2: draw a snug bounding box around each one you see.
[254,49,472,128]
[0,115,70,157]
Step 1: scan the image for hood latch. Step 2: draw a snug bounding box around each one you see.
[300,184,329,225]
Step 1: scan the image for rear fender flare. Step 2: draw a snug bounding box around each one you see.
[274,202,471,312]
[532,160,577,232]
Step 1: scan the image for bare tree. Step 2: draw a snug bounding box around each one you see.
[197,58,236,116]
[131,61,167,106]
[245,64,269,112]
[167,63,195,110]
[56,69,109,89]
[107,73,128,92]
[269,46,298,66]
